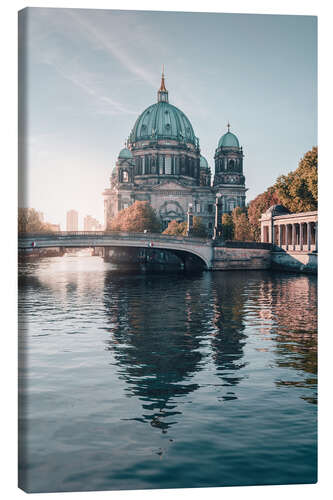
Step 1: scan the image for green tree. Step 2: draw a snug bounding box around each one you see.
[222,213,234,240]
[275,146,318,212]
[108,201,161,233]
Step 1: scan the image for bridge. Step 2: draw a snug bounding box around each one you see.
[18,231,216,269]
[18,232,274,271]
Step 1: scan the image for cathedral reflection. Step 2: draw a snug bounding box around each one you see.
[103,270,251,429]
[210,272,248,393]
[103,271,212,432]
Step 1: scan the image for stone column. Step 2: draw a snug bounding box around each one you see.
[307,222,311,251]
[292,224,296,251]
[187,203,194,236]
[299,223,303,251]
[270,218,274,244]
[278,224,282,247]
[213,194,223,240]
[315,221,318,252]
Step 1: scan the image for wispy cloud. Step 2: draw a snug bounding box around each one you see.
[66,9,157,88]
[43,55,138,116]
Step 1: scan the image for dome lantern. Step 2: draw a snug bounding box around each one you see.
[157,65,169,103]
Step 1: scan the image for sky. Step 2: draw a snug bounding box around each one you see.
[19,8,317,230]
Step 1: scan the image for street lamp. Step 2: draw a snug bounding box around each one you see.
[187,203,193,236]
[213,193,223,240]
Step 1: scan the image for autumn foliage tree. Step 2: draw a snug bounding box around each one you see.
[232,207,254,241]
[222,213,234,240]
[163,216,208,238]
[247,147,318,241]
[247,187,282,241]
[275,146,318,213]
[162,220,187,236]
[108,201,161,233]
[18,208,57,233]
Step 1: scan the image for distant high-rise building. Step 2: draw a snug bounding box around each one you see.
[66,210,78,231]
[84,215,102,231]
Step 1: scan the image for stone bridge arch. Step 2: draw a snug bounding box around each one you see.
[18,232,214,270]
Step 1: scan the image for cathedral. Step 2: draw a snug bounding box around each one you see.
[103,72,247,234]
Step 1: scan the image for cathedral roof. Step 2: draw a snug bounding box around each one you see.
[218,124,240,148]
[265,205,290,217]
[200,155,209,169]
[218,131,239,148]
[118,147,133,159]
[129,72,198,146]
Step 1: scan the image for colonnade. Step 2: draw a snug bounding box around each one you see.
[261,210,318,253]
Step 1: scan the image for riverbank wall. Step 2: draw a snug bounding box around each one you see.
[212,242,271,271]
[271,250,317,274]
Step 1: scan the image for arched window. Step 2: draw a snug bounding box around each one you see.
[122,170,129,182]
[229,159,235,170]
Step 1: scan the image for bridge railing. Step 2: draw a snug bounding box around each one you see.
[18,231,212,244]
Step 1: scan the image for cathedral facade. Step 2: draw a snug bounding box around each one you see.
[103,73,247,233]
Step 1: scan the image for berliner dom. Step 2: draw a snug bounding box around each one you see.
[103,71,247,232]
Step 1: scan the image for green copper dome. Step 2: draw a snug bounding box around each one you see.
[200,155,209,168]
[218,131,239,148]
[130,102,197,145]
[129,72,198,146]
[118,147,133,159]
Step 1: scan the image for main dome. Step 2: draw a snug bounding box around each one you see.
[129,71,198,146]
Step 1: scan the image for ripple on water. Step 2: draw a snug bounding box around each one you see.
[18,259,317,492]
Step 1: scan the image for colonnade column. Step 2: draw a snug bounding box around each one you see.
[278,224,282,247]
[299,223,303,251]
[292,224,296,251]
[315,221,318,252]
[307,222,311,251]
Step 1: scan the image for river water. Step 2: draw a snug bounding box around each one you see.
[18,256,317,493]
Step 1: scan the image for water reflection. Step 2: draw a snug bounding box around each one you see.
[103,272,212,432]
[18,258,317,492]
[210,273,248,393]
[253,274,317,404]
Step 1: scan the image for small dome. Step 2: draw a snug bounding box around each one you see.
[200,155,209,169]
[218,131,239,148]
[118,147,132,159]
[265,205,290,217]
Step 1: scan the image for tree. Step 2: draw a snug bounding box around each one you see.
[18,208,56,233]
[108,201,161,233]
[222,213,234,240]
[163,220,187,236]
[247,147,318,241]
[232,207,254,241]
[247,187,282,241]
[192,216,208,238]
[275,147,318,213]
[163,216,208,238]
